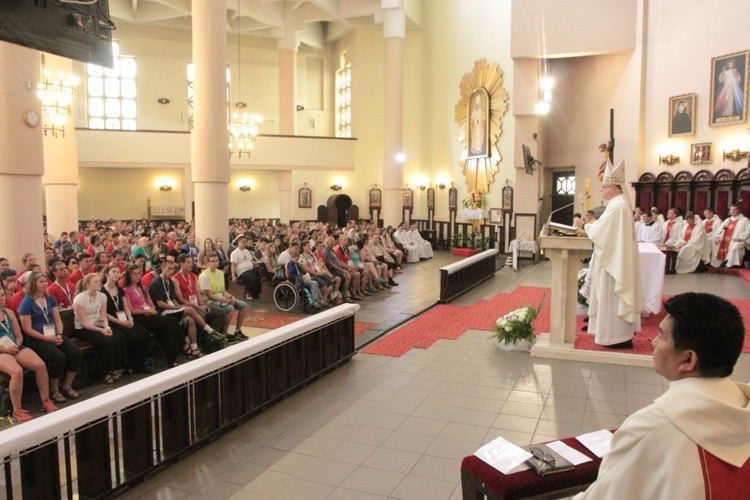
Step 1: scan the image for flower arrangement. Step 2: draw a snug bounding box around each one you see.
[461,192,486,209]
[577,268,589,306]
[489,293,546,346]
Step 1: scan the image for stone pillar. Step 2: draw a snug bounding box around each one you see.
[0,42,45,267]
[42,54,79,241]
[278,33,299,136]
[381,3,405,228]
[191,0,230,243]
[279,171,292,224]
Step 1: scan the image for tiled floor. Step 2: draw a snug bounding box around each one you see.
[120,253,750,499]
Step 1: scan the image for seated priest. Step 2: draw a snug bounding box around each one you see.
[675,211,710,274]
[661,207,685,247]
[637,211,664,245]
[575,293,750,499]
[711,202,750,268]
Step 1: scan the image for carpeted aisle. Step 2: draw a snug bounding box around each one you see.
[361,286,750,358]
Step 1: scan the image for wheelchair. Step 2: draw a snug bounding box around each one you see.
[272,268,316,313]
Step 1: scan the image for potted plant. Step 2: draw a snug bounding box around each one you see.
[452,233,466,248]
[489,293,546,351]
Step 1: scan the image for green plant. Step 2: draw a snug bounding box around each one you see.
[452,233,467,248]
[488,293,546,345]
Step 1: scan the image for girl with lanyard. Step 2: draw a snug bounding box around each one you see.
[122,264,184,367]
[73,274,127,384]
[102,266,151,373]
[18,271,82,403]
[0,288,58,422]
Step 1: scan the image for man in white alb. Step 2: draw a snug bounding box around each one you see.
[662,208,685,247]
[711,202,750,268]
[393,224,423,262]
[575,293,750,499]
[581,160,641,348]
[408,223,433,259]
[674,211,709,274]
[637,211,664,245]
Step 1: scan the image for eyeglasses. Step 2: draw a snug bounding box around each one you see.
[69,261,78,265]
[529,447,556,467]
[1,269,17,278]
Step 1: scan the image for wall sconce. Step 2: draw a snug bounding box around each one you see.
[330,184,342,191]
[722,149,750,162]
[159,185,172,192]
[418,184,427,191]
[239,185,251,192]
[658,154,680,166]
[437,183,446,190]
[296,103,305,111]
[157,96,170,105]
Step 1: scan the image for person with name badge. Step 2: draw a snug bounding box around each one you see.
[17,271,82,403]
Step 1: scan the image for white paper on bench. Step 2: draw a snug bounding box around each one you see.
[547,440,593,465]
[575,429,613,458]
[474,436,534,474]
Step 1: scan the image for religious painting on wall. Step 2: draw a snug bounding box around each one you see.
[448,187,458,210]
[298,187,312,208]
[709,50,749,127]
[427,187,436,209]
[691,143,712,164]
[402,188,413,209]
[467,88,490,159]
[369,188,382,208]
[668,93,696,137]
[502,185,514,213]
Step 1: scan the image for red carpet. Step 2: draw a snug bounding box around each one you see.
[362,286,750,357]
[240,313,375,336]
[705,266,750,283]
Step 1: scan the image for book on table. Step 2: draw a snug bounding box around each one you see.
[523,444,575,477]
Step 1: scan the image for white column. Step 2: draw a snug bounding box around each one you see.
[381,3,405,227]
[0,42,45,267]
[191,0,230,243]
[279,171,292,224]
[42,54,79,240]
[278,33,299,136]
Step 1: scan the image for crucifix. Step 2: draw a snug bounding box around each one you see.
[597,109,615,182]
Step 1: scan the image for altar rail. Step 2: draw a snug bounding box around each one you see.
[0,305,359,499]
[439,249,499,303]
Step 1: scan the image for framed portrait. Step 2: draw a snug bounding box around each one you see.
[298,187,312,208]
[668,93,696,137]
[489,208,503,224]
[402,188,413,209]
[369,188,382,208]
[691,143,712,165]
[467,87,490,159]
[710,50,749,127]
[448,187,458,210]
[427,187,436,209]
[502,185,514,212]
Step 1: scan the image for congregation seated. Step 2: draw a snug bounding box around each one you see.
[393,223,424,262]
[575,293,749,498]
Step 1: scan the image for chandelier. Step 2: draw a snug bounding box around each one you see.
[37,58,79,138]
[228,109,262,157]
[228,0,261,157]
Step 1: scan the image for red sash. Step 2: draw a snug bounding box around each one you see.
[684,225,694,242]
[705,220,714,234]
[716,219,737,262]
[698,446,750,499]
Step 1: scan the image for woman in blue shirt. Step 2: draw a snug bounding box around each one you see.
[0,286,58,422]
[18,272,82,403]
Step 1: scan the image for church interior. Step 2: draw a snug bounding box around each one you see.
[1,0,750,498]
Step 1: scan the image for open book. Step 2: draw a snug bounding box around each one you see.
[523,444,575,477]
[549,222,581,235]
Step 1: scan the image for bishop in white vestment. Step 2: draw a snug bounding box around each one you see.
[583,160,641,348]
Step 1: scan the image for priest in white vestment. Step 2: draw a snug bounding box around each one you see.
[710,203,750,267]
[675,212,710,274]
[393,224,423,262]
[582,160,641,348]
[661,208,685,247]
[702,208,723,238]
[636,212,664,244]
[408,223,433,258]
[575,293,750,499]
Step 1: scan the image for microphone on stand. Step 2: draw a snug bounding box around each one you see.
[540,196,591,237]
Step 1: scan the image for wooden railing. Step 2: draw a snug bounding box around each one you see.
[0,305,358,499]
[439,249,499,303]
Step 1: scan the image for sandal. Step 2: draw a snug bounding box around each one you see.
[50,390,67,404]
[185,347,203,359]
[104,375,114,385]
[61,387,80,399]
[110,371,122,381]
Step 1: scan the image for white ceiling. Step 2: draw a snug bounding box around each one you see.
[107,0,416,48]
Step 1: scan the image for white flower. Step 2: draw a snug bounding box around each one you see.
[504,326,512,332]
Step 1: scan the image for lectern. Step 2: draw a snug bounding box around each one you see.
[539,236,593,344]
